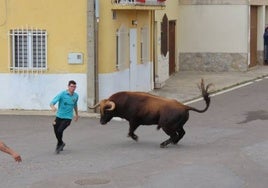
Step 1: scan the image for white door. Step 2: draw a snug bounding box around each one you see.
[129,29,137,91]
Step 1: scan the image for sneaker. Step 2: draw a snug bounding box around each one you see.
[55,145,60,154]
[55,142,65,154]
[60,142,65,151]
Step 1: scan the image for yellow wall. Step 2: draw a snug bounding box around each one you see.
[0,0,87,73]
[98,0,151,73]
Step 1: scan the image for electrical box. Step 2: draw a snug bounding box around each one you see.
[68,53,83,64]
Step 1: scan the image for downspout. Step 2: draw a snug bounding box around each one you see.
[151,10,156,90]
[248,1,251,67]
[94,0,99,105]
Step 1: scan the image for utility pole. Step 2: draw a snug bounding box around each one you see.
[87,0,99,110]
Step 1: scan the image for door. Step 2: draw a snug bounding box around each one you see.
[169,20,176,75]
[129,29,137,90]
[250,6,258,67]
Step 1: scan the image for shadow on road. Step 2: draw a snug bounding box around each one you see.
[238,110,268,124]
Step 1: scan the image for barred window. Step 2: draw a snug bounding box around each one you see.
[141,25,150,63]
[9,29,47,72]
[116,25,129,70]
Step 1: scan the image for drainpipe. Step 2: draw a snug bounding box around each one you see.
[248,2,251,67]
[94,0,99,105]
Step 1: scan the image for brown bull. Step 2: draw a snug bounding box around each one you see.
[89,79,212,148]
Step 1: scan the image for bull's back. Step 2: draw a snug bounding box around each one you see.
[110,91,171,109]
[109,92,184,124]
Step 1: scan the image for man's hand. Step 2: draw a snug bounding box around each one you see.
[74,115,79,122]
[12,153,22,162]
[50,105,57,112]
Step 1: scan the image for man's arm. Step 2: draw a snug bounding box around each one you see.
[50,92,62,112]
[0,141,22,162]
[74,106,79,121]
[50,103,57,112]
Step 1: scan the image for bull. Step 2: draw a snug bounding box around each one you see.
[89,79,212,148]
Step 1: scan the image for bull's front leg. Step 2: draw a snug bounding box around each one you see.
[128,122,140,141]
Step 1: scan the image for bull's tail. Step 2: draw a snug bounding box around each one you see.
[187,79,212,113]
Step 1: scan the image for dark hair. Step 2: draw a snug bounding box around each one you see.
[68,80,76,86]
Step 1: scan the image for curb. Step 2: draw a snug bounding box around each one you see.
[0,109,100,118]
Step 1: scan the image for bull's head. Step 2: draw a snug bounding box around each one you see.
[89,99,116,125]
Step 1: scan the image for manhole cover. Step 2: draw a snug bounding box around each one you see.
[74,178,110,186]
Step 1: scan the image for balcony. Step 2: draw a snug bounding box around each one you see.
[111,0,166,10]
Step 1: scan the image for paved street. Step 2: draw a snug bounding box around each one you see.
[1,78,268,188]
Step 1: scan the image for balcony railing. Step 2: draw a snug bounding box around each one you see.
[111,0,166,10]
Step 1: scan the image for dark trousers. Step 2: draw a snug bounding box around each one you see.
[265,45,268,64]
[53,117,71,146]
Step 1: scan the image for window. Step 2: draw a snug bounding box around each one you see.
[9,29,47,72]
[116,25,129,70]
[141,25,150,63]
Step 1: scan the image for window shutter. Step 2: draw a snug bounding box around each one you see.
[161,14,168,56]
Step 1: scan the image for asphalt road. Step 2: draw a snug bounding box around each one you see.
[1,78,268,188]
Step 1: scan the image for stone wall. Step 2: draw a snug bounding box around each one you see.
[154,53,169,88]
[179,52,248,72]
[257,50,264,65]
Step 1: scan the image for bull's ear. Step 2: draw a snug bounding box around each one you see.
[105,101,115,111]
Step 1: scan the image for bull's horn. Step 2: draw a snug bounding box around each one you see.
[106,101,115,111]
[88,102,100,109]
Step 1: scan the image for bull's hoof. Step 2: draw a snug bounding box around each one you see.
[128,134,138,142]
[160,140,170,148]
[132,135,138,141]
[172,138,180,145]
[160,143,168,148]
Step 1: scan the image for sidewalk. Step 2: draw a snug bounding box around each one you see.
[1,65,268,117]
[150,65,268,102]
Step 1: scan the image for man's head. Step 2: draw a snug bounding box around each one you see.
[68,80,77,94]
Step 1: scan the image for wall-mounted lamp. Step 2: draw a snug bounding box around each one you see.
[132,20,138,26]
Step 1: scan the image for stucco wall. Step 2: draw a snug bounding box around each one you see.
[98,2,151,73]
[0,0,88,73]
[98,62,152,100]
[178,4,249,71]
[97,0,153,96]
[0,74,87,110]
[0,0,88,110]
[179,5,248,53]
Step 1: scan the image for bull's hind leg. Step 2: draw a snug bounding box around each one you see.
[172,128,185,144]
[173,113,189,144]
[160,127,178,148]
[160,138,172,148]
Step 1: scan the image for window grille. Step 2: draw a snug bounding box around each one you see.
[9,28,47,73]
[141,25,150,63]
[116,25,129,70]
